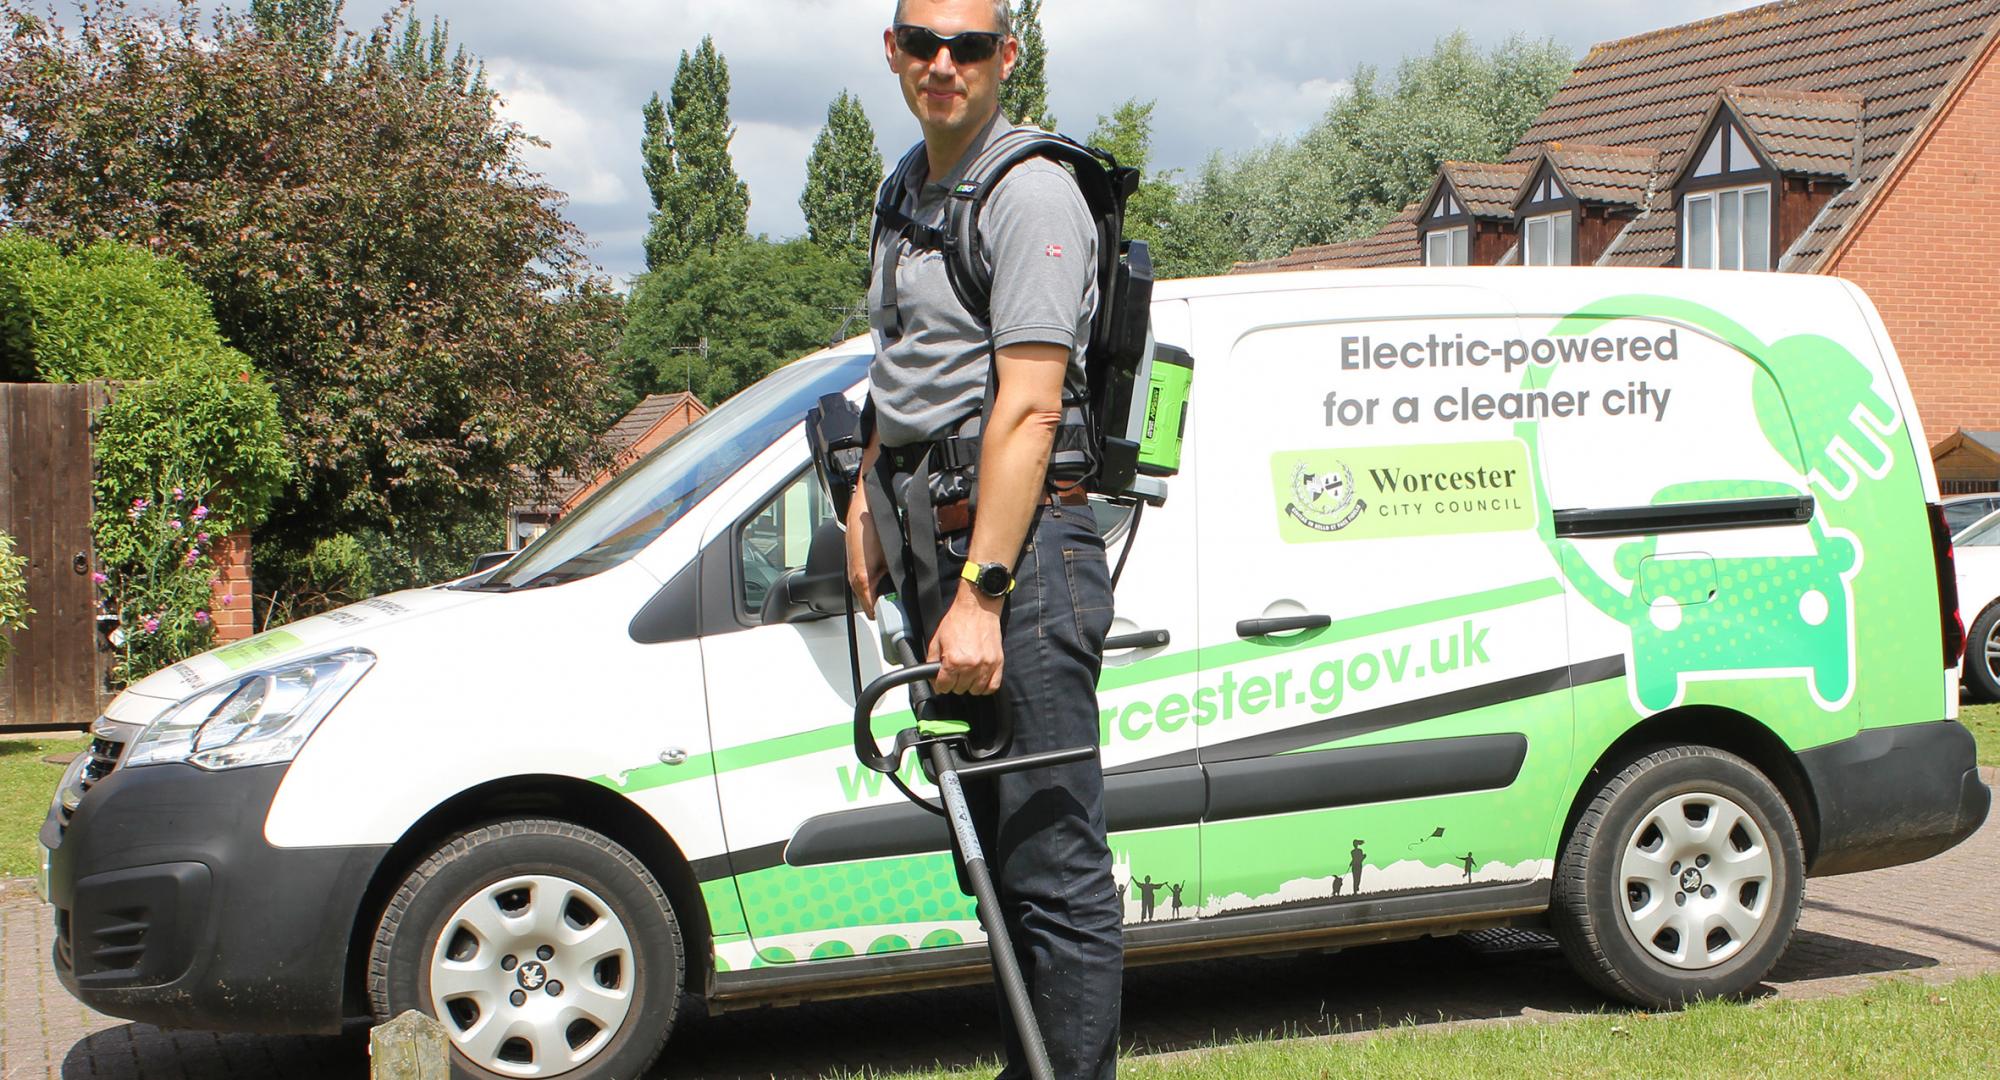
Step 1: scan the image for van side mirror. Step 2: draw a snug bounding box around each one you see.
[758,519,851,625]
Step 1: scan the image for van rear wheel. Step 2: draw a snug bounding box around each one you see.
[368,820,682,1079]
[1550,745,1803,1009]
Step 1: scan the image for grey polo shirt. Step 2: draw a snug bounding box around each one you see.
[867,112,1098,449]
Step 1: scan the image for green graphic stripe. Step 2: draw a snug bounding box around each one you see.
[593,578,1563,795]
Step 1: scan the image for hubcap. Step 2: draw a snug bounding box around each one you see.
[1617,791,1773,970]
[1984,619,2000,685]
[427,874,635,1077]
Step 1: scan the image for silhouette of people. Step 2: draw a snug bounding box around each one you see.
[1134,875,1165,922]
[1168,882,1185,919]
[1349,840,1367,895]
[1115,880,1127,908]
[1460,852,1476,883]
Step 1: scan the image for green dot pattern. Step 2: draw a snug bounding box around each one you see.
[733,853,975,938]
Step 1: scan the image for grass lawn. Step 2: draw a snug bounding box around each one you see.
[1961,701,1999,767]
[863,974,2000,1079]
[0,735,87,879]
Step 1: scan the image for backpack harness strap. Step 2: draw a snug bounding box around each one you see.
[869,130,1125,697]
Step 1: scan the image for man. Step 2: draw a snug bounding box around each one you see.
[845,1,1122,1076]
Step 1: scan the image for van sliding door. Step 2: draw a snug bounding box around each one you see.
[1187,287,1573,923]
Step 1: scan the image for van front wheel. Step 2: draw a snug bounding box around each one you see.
[1551,746,1803,1009]
[368,820,682,1079]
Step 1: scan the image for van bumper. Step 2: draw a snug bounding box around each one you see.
[1799,720,1990,877]
[42,761,389,1035]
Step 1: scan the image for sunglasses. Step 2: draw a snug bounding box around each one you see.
[893,24,1006,63]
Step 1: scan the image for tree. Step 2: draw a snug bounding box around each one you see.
[624,238,860,407]
[642,36,751,271]
[1185,32,1572,267]
[1086,98,1236,280]
[1000,0,1054,129]
[800,90,883,265]
[250,0,342,67]
[0,2,620,596]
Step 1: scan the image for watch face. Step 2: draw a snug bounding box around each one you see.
[977,563,1011,596]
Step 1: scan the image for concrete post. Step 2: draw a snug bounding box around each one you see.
[370,1009,450,1079]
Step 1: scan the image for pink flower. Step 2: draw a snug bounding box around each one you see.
[172,486,184,500]
[194,611,210,626]
[131,498,148,510]
[184,548,202,567]
[208,576,221,588]
[142,617,160,634]
[193,505,209,521]
[169,520,183,531]
[196,532,211,543]
[220,593,235,607]
[90,571,108,584]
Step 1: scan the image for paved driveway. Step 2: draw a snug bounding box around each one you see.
[6,771,1995,1080]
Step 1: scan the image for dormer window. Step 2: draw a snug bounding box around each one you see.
[1675,104,1780,271]
[1515,167,1579,265]
[1523,212,1573,266]
[1421,186,1472,266]
[1684,184,1772,270]
[1425,226,1469,266]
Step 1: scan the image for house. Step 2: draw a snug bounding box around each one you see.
[1239,0,2000,486]
[507,391,708,549]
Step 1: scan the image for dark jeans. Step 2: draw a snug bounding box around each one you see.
[927,503,1124,1080]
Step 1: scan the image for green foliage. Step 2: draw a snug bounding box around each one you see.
[0,234,290,680]
[0,1,618,606]
[256,532,373,629]
[0,235,232,382]
[1000,0,1054,129]
[624,238,860,406]
[1169,32,1572,271]
[1081,99,1237,281]
[642,37,751,271]
[801,90,883,265]
[0,531,29,673]
[250,0,342,67]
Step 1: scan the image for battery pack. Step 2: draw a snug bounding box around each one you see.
[1137,344,1193,477]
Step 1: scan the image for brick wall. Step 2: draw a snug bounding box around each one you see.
[1829,37,2000,447]
[209,530,254,644]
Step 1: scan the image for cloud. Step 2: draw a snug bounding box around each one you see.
[363,0,1773,281]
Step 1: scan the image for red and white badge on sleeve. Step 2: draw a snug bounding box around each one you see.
[1045,243,1064,258]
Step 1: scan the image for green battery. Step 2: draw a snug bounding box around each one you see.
[1137,344,1193,477]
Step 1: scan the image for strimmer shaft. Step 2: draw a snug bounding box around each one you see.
[924,739,1055,1080]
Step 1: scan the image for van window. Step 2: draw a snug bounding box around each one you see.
[475,351,870,591]
[739,469,831,612]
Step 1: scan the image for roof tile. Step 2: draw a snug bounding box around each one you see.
[1261,0,2000,274]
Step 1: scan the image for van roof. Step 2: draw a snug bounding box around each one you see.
[1152,266,1866,316]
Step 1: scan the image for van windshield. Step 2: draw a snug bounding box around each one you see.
[473,350,871,591]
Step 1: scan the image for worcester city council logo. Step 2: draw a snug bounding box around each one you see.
[1285,461,1367,533]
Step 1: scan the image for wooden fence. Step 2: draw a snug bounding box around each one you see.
[0,383,109,730]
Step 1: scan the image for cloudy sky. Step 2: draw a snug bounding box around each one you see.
[349,0,1770,284]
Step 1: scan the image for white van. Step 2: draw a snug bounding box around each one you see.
[43,269,1988,1079]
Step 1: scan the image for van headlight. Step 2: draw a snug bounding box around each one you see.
[125,649,376,771]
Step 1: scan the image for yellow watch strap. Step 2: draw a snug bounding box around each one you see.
[961,561,1014,594]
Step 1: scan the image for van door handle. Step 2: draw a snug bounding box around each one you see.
[1104,629,1170,651]
[1235,615,1330,639]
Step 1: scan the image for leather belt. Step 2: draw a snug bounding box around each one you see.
[934,488,1088,535]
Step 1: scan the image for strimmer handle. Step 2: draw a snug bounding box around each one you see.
[853,663,942,774]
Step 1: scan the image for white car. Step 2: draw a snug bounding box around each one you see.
[1955,507,2000,701]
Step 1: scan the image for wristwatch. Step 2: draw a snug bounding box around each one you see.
[962,561,1015,598]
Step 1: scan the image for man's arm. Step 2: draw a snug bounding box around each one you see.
[926,342,1067,695]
